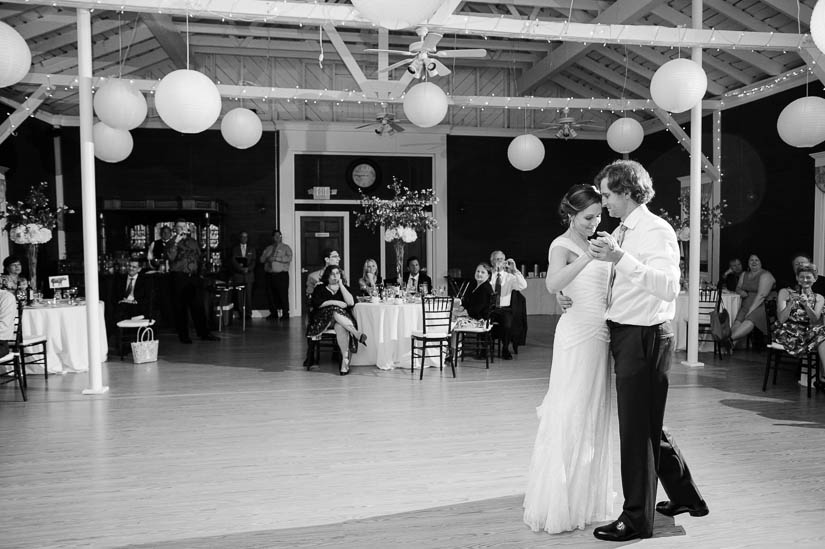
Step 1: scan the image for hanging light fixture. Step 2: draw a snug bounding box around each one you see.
[812,1,825,53]
[650,58,707,113]
[606,118,644,154]
[403,81,448,128]
[0,20,31,88]
[777,96,825,148]
[94,79,147,130]
[93,122,133,163]
[221,107,263,149]
[350,0,444,30]
[508,134,545,171]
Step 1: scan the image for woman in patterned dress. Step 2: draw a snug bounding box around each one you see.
[306,265,367,375]
[772,263,825,389]
[0,256,29,299]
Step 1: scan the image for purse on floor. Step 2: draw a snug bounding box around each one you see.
[131,326,159,364]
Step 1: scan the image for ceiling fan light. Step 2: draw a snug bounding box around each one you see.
[569,127,577,139]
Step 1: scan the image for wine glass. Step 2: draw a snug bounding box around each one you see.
[67,287,78,304]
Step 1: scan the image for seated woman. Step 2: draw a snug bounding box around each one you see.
[461,262,494,320]
[306,265,367,375]
[731,253,776,344]
[357,258,383,297]
[772,263,825,389]
[0,256,29,299]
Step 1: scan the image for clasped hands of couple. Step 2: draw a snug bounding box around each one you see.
[585,231,624,264]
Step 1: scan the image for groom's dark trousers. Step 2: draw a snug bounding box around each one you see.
[608,320,703,537]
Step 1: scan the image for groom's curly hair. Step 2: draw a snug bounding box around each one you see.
[595,159,655,205]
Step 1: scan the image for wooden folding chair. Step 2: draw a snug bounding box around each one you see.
[411,296,455,380]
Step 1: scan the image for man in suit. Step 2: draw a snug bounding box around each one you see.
[230,231,256,319]
[590,160,706,542]
[116,260,152,321]
[402,256,432,294]
[488,250,527,360]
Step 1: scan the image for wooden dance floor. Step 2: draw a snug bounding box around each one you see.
[2,317,824,548]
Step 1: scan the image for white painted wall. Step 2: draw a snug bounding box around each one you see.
[277,122,448,316]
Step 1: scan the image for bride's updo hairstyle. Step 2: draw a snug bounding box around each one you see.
[558,184,602,226]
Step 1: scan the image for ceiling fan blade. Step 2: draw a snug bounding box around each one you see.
[430,58,452,76]
[578,124,605,131]
[377,58,414,73]
[389,122,405,133]
[355,123,374,129]
[422,31,443,51]
[364,48,414,56]
[435,48,487,58]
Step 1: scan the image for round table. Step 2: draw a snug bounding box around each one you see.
[349,301,437,370]
[23,301,109,374]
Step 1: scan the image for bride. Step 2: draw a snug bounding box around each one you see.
[523,183,615,534]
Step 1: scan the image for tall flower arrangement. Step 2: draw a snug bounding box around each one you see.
[2,181,72,290]
[356,177,438,283]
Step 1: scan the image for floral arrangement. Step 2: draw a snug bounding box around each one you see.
[658,195,728,241]
[357,177,438,283]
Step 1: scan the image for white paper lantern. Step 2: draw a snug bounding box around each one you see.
[221,107,263,149]
[606,118,644,154]
[650,58,708,113]
[507,134,545,171]
[403,82,448,128]
[351,0,443,30]
[777,96,825,148]
[154,69,222,133]
[93,122,133,163]
[0,21,31,88]
[93,78,147,130]
[812,1,825,53]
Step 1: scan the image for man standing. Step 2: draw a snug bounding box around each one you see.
[167,219,219,344]
[231,231,256,319]
[589,160,707,542]
[147,226,174,271]
[402,256,432,294]
[489,250,527,360]
[260,229,293,321]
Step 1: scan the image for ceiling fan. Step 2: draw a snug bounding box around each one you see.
[543,107,604,139]
[355,103,405,135]
[364,27,487,79]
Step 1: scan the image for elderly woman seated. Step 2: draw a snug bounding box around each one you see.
[730,253,776,345]
[306,265,367,375]
[772,263,825,390]
[357,258,383,297]
[0,256,29,298]
[460,262,494,321]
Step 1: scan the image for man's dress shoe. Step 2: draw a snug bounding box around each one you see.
[593,520,648,542]
[656,500,709,517]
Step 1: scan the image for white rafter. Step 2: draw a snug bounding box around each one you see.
[0,85,50,145]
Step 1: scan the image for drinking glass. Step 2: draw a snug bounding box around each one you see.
[67,287,78,304]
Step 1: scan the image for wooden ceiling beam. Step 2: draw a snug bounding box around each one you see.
[575,58,650,98]
[29,17,126,57]
[628,46,726,96]
[141,12,189,69]
[2,1,805,51]
[704,0,776,33]
[760,0,812,24]
[517,0,666,92]
[36,24,154,74]
[0,85,49,145]
[463,0,606,10]
[14,12,76,40]
[652,108,720,181]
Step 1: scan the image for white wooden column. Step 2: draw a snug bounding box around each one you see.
[683,0,704,368]
[809,152,825,268]
[0,167,9,261]
[77,8,107,395]
[53,131,67,259]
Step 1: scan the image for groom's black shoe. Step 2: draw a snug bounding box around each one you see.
[593,520,648,542]
[656,500,709,517]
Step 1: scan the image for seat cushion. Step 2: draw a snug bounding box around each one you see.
[117,319,156,328]
[411,330,451,339]
[0,352,18,364]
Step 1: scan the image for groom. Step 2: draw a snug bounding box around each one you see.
[589,160,708,542]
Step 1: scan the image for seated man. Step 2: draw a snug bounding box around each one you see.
[116,260,152,321]
[720,257,743,292]
[488,250,527,360]
[402,256,433,294]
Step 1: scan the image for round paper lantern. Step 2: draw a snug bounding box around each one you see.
[650,58,707,113]
[606,117,644,154]
[93,122,133,163]
[812,1,825,53]
[507,134,545,171]
[351,0,443,30]
[0,21,31,87]
[154,69,222,133]
[403,82,448,128]
[221,107,263,149]
[93,78,147,130]
[777,96,825,148]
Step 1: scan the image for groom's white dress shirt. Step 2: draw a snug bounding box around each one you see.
[605,204,681,326]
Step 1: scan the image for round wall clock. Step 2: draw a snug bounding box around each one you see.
[346,159,381,193]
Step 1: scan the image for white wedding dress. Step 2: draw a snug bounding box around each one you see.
[523,236,615,534]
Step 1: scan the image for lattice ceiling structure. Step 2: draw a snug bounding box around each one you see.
[1,0,823,141]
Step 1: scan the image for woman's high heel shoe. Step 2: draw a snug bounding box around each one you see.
[358,333,368,347]
[339,357,350,376]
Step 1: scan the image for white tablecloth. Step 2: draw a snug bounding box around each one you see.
[350,302,440,370]
[522,277,561,316]
[673,292,741,352]
[23,301,109,374]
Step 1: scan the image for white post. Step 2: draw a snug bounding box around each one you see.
[809,152,825,268]
[0,167,9,261]
[683,0,704,368]
[77,8,108,395]
[53,131,67,259]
